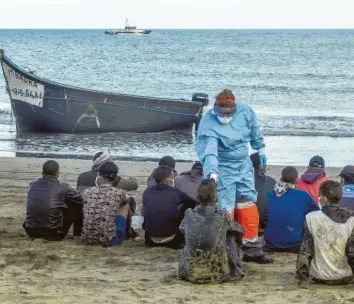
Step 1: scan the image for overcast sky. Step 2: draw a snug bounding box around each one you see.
[1,0,354,29]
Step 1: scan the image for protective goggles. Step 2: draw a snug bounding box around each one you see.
[213,105,236,117]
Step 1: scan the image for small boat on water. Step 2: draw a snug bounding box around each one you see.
[0,49,208,134]
[105,19,152,35]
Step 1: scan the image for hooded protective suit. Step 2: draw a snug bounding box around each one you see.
[196,102,265,213]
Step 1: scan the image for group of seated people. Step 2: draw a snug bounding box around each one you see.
[23,152,354,286]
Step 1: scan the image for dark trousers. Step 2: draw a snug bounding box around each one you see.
[226,235,244,280]
[144,230,185,250]
[24,202,83,241]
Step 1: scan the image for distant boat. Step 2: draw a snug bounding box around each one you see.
[105,19,152,35]
[0,49,208,134]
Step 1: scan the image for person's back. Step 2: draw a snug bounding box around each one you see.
[297,181,354,286]
[77,151,138,193]
[297,156,328,204]
[178,180,244,283]
[174,161,203,200]
[250,153,276,229]
[143,165,197,249]
[27,176,69,229]
[338,166,354,211]
[264,166,318,251]
[25,160,83,241]
[82,162,130,247]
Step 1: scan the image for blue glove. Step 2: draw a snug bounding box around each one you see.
[259,154,267,169]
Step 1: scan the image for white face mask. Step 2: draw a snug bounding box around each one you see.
[217,116,233,124]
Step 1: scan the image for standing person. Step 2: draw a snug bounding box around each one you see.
[296,181,354,286]
[264,166,319,253]
[147,156,178,188]
[178,180,244,283]
[24,160,83,241]
[338,165,354,211]
[142,165,197,249]
[81,162,131,247]
[174,161,203,200]
[250,152,276,230]
[196,89,272,263]
[77,151,139,193]
[297,156,328,205]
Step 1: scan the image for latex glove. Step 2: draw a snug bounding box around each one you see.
[210,173,218,183]
[258,148,267,169]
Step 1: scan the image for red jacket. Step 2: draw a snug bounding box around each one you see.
[297,169,328,204]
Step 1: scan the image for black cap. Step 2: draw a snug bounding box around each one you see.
[339,165,354,178]
[99,162,118,180]
[309,156,325,168]
[192,161,203,170]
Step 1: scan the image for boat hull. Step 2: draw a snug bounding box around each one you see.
[0,50,202,134]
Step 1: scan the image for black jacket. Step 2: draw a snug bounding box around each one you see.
[26,176,83,230]
[142,184,197,237]
[77,168,139,193]
[254,172,276,229]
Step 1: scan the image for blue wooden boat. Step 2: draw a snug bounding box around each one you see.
[0,49,207,133]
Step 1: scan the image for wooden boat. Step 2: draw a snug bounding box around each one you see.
[0,49,206,133]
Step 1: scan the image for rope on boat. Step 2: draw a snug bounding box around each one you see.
[44,96,199,117]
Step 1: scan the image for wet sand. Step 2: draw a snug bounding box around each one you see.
[0,157,353,304]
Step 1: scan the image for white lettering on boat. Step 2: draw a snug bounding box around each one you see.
[2,62,44,107]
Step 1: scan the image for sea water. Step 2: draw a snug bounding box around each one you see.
[0,29,354,166]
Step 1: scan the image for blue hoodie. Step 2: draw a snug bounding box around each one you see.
[339,185,354,211]
[265,185,319,249]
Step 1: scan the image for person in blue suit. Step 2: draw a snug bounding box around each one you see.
[196,89,272,263]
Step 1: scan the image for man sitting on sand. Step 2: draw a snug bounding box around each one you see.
[264,166,319,253]
[338,165,354,211]
[77,151,139,193]
[178,180,244,283]
[142,165,197,249]
[147,156,178,188]
[174,161,203,200]
[24,160,83,241]
[296,181,354,286]
[297,156,328,205]
[250,152,276,230]
[81,162,131,246]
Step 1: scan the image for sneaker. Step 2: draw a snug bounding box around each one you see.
[242,254,274,264]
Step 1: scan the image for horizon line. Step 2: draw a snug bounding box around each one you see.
[1,27,354,30]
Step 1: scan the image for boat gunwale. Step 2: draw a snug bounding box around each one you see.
[0,49,202,109]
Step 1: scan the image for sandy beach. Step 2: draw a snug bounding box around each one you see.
[0,156,353,304]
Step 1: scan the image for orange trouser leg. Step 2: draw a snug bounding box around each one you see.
[235,204,259,240]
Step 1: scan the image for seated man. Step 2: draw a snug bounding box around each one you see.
[338,165,354,211]
[264,166,319,253]
[77,151,139,193]
[178,180,244,283]
[142,165,197,249]
[24,160,83,241]
[147,156,178,188]
[296,181,354,286]
[297,156,328,205]
[250,152,276,230]
[174,161,203,200]
[81,162,131,246]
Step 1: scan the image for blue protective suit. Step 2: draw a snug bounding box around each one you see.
[196,102,265,213]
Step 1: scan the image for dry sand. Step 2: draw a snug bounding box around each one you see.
[0,157,353,304]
